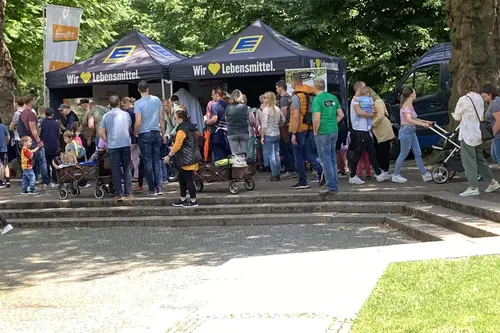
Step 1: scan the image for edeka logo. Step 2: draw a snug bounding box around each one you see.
[103,45,136,63]
[272,32,306,50]
[66,70,140,85]
[229,36,263,54]
[310,59,339,71]
[192,61,275,76]
[52,24,79,42]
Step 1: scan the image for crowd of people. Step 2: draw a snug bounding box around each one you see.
[1,74,500,234]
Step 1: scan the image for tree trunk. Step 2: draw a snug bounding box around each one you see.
[446,0,500,125]
[0,0,17,124]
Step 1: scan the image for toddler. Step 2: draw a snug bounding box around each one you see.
[20,136,40,195]
[357,87,373,130]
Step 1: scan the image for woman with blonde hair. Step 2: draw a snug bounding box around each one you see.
[225,89,250,166]
[261,91,285,181]
[453,75,500,196]
[367,87,395,176]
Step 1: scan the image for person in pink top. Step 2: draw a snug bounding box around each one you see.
[392,87,434,183]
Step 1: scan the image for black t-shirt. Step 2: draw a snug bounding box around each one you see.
[279,93,292,125]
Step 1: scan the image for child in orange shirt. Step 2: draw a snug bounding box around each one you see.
[20,136,40,195]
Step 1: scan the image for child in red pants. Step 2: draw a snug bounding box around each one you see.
[356,152,371,179]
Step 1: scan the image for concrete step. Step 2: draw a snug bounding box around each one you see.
[7,212,388,229]
[1,201,405,219]
[404,203,500,238]
[384,214,472,242]
[0,192,425,210]
[426,192,500,223]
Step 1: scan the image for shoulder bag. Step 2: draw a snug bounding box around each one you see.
[466,95,493,142]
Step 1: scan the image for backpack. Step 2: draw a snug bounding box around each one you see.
[71,140,86,160]
[293,92,315,125]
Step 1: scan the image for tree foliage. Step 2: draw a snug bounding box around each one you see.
[4,0,450,96]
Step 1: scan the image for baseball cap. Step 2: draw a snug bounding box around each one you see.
[78,98,90,106]
[57,103,69,110]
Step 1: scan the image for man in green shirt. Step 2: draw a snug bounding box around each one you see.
[312,78,345,195]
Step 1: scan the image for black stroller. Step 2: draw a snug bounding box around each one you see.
[430,123,464,184]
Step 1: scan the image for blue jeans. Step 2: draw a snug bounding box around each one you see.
[315,132,339,191]
[293,130,322,185]
[108,146,132,197]
[280,134,296,172]
[138,131,162,192]
[491,138,500,164]
[160,160,168,182]
[35,147,50,185]
[22,169,35,192]
[394,126,427,176]
[263,135,280,176]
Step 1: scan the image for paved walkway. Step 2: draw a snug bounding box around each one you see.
[3,226,500,333]
[1,224,414,333]
[1,165,500,203]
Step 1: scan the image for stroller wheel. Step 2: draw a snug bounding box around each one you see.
[194,180,204,192]
[168,168,179,182]
[59,189,69,200]
[244,179,256,191]
[229,182,239,194]
[432,166,450,184]
[94,187,105,199]
[71,186,80,197]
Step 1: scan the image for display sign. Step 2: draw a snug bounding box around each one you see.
[192,61,275,77]
[310,58,339,71]
[92,85,129,106]
[66,70,140,85]
[285,68,327,95]
[44,4,83,73]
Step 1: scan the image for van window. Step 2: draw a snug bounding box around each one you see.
[403,65,440,98]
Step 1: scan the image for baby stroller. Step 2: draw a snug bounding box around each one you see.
[430,123,464,184]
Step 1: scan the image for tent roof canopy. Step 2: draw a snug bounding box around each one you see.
[169,20,347,80]
[46,30,186,88]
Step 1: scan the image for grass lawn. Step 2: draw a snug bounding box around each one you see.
[350,255,500,333]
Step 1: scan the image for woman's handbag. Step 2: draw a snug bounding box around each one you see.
[466,96,494,142]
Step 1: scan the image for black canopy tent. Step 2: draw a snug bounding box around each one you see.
[45,30,186,111]
[169,20,348,110]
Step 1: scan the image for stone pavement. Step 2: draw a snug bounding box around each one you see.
[0,224,414,333]
[3,227,500,333]
[1,164,500,203]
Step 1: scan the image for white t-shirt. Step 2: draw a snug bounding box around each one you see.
[350,100,369,131]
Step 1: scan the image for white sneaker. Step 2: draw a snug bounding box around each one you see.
[381,171,392,180]
[1,224,13,235]
[49,182,56,188]
[349,176,365,185]
[485,181,500,193]
[83,183,91,188]
[376,174,386,183]
[460,187,480,197]
[422,172,433,182]
[392,175,408,183]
